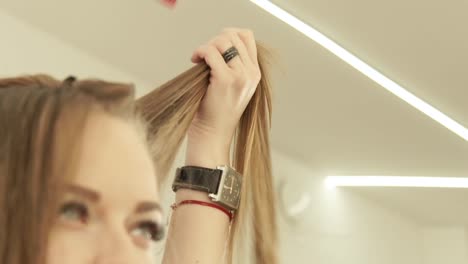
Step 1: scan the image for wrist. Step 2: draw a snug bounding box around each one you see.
[175,188,211,202]
[185,135,232,168]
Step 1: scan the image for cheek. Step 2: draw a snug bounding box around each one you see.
[46,227,95,264]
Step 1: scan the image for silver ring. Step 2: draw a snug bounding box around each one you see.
[222,46,239,63]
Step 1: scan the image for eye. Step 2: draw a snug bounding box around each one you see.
[131,221,165,242]
[59,201,89,224]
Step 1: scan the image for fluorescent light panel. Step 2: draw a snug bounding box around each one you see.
[326,176,468,188]
[249,0,468,141]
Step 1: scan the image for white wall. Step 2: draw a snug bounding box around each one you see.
[272,150,424,264]
[0,9,152,94]
[421,227,468,264]
[273,150,468,264]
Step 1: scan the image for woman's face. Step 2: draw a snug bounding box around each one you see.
[47,112,163,263]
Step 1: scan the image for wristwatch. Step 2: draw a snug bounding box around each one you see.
[172,165,242,211]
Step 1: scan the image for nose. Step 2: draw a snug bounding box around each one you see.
[94,223,139,264]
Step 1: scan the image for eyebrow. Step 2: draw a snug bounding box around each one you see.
[134,201,163,214]
[65,184,100,202]
[65,184,162,214]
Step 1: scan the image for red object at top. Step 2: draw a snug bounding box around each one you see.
[160,0,177,8]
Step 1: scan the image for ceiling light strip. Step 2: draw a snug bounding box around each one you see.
[250,0,468,141]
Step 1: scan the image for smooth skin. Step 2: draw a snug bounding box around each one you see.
[46,28,261,264]
[46,113,163,263]
[164,28,261,264]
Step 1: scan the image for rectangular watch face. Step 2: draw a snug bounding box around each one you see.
[219,170,241,209]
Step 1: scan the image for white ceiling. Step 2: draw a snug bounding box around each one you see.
[1,0,467,224]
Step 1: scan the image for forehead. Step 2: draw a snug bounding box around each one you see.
[71,112,159,205]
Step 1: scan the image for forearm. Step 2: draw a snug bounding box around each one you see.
[162,27,260,263]
[162,137,231,264]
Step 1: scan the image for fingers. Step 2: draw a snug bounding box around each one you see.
[189,28,261,123]
[224,28,258,65]
[210,35,244,71]
[190,28,260,88]
[191,36,242,69]
[221,30,252,66]
[191,28,258,67]
[190,52,204,64]
[192,45,230,75]
[222,28,261,84]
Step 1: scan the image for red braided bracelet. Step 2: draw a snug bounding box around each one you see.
[171,200,233,221]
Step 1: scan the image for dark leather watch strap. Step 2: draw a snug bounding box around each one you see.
[172,166,222,194]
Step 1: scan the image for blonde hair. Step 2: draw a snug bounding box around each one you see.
[0,44,277,264]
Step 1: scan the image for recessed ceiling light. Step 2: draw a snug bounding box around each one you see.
[325,176,468,188]
[250,0,468,141]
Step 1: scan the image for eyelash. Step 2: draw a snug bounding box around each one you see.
[59,201,89,224]
[59,201,164,242]
[132,221,165,242]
